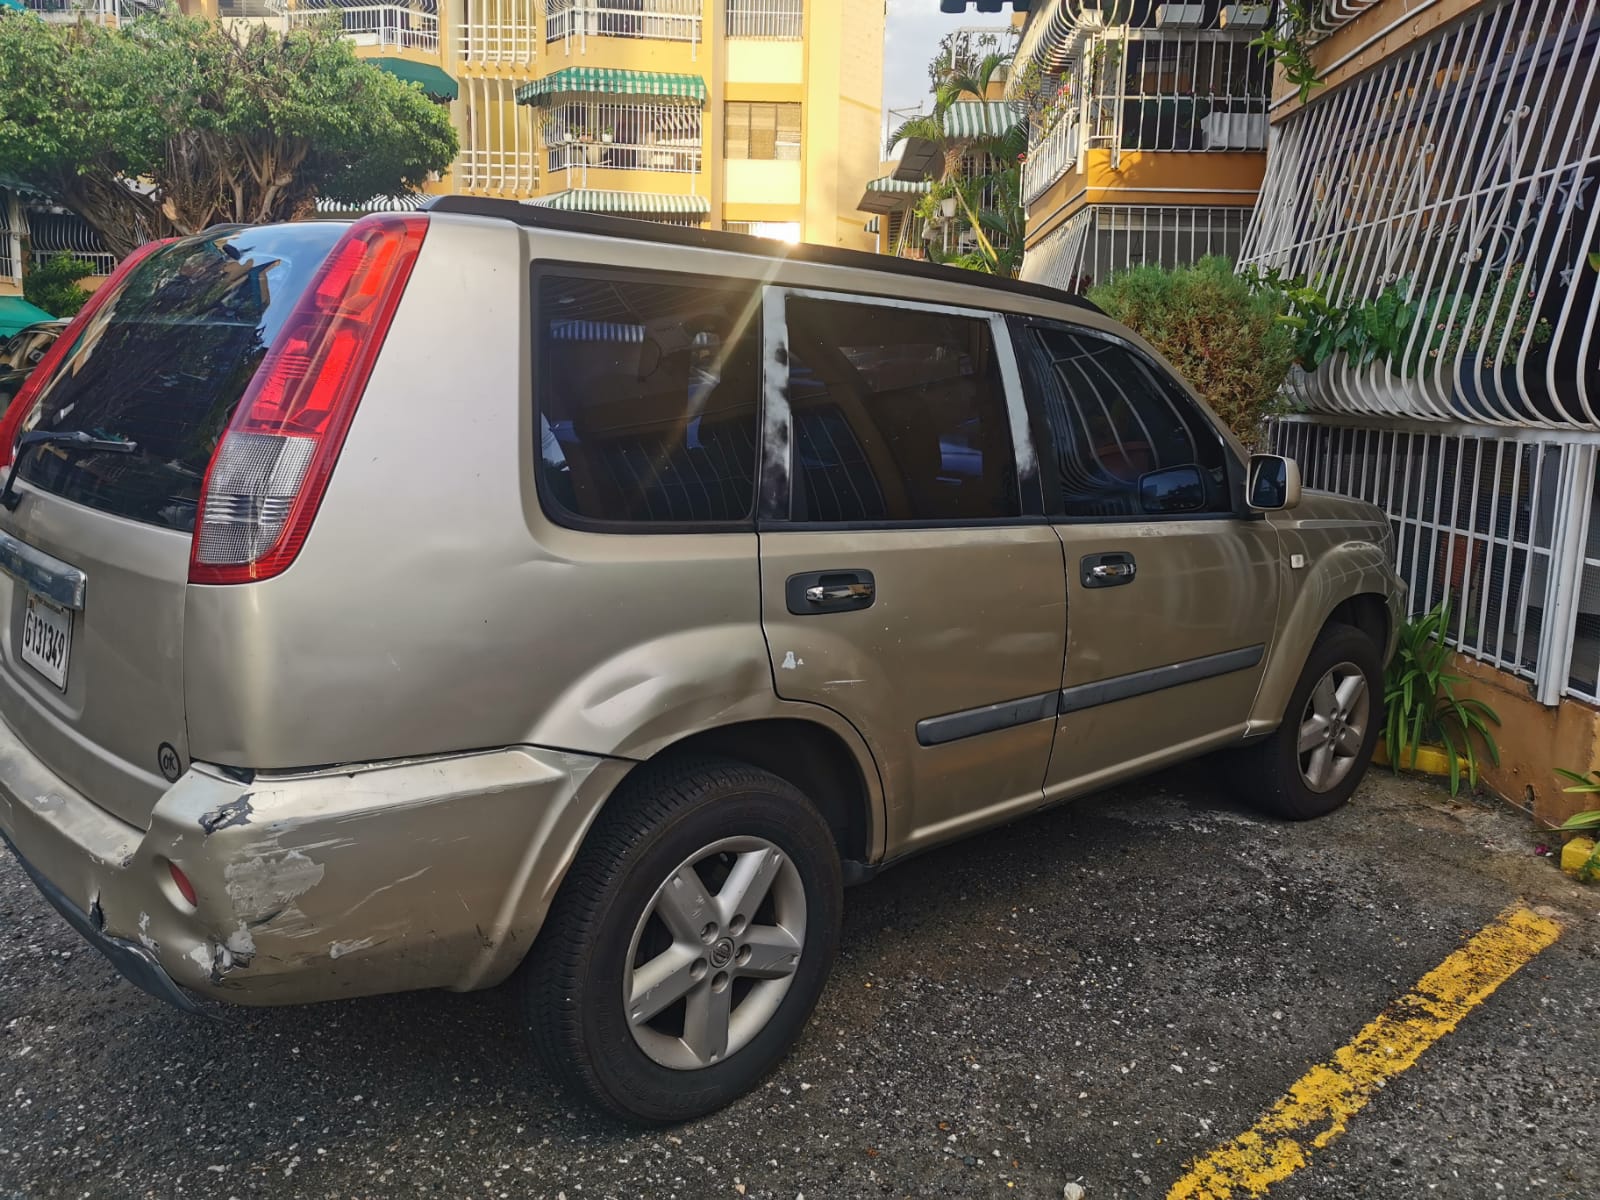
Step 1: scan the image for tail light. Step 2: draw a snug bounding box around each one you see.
[189,214,428,585]
[0,238,174,471]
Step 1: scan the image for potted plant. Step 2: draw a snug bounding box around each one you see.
[1380,600,1501,795]
[1547,770,1600,881]
[600,124,614,144]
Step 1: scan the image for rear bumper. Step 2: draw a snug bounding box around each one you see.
[0,720,631,1008]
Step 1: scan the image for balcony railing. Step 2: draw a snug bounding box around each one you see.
[286,1,439,52]
[546,139,702,177]
[546,0,701,46]
[1022,116,1078,206]
[726,0,802,39]
[458,0,539,65]
[456,149,540,195]
[22,0,150,20]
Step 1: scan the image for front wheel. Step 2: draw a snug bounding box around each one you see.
[522,757,842,1124]
[1231,623,1383,820]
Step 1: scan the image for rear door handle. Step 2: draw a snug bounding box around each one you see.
[1081,551,1136,589]
[786,570,876,615]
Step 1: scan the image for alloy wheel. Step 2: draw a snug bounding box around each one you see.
[1296,660,1370,793]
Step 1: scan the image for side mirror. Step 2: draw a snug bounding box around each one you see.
[1139,464,1207,514]
[1248,454,1302,511]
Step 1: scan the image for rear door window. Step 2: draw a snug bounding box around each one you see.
[782,297,1020,524]
[15,223,346,531]
[534,271,763,529]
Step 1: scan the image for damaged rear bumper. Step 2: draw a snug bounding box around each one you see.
[0,721,632,1009]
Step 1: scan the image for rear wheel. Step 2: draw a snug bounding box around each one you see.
[523,757,841,1124]
[1231,624,1383,820]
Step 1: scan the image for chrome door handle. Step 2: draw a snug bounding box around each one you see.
[1089,562,1135,581]
[1081,551,1137,589]
[806,582,874,604]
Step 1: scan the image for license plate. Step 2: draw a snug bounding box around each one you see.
[21,591,71,690]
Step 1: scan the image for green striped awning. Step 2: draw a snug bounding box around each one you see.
[516,68,707,107]
[865,175,931,194]
[373,58,459,101]
[0,0,25,13]
[943,100,1024,139]
[528,190,710,215]
[857,174,930,214]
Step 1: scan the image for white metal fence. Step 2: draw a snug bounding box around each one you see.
[25,210,116,276]
[1240,0,1600,430]
[286,0,438,52]
[1021,114,1078,206]
[546,0,701,47]
[725,0,801,39]
[1021,204,1249,291]
[458,0,539,64]
[1274,417,1600,707]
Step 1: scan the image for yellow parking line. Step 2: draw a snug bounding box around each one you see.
[1166,904,1561,1200]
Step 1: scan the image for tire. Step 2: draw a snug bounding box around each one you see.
[522,756,842,1124]
[1231,623,1384,821]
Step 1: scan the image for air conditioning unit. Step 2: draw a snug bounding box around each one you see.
[1220,3,1272,29]
[1155,3,1207,27]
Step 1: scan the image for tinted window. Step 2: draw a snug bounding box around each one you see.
[536,273,761,527]
[1024,325,1231,519]
[785,299,1019,524]
[16,224,345,531]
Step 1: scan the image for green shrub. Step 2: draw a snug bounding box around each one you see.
[1088,257,1294,447]
[1384,600,1501,796]
[23,253,95,319]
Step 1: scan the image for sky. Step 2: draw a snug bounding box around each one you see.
[882,0,1014,140]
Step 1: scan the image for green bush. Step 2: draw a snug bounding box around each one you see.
[1088,256,1294,447]
[23,253,95,319]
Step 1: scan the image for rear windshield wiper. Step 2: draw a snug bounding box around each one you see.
[0,430,139,511]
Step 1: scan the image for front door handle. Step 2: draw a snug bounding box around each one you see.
[786,570,876,614]
[1081,551,1137,589]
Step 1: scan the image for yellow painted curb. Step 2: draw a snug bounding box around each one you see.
[1373,739,1454,778]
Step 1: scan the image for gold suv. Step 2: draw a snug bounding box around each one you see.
[0,201,1402,1123]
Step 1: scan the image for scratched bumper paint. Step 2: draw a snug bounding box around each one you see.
[0,711,633,1008]
[1166,904,1562,1200]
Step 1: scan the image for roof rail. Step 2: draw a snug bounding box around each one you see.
[422,195,1100,314]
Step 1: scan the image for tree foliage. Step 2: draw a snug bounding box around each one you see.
[1089,257,1294,445]
[0,11,457,257]
[23,253,94,319]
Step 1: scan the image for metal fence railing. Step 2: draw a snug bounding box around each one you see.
[546,0,701,47]
[1274,417,1600,707]
[456,76,540,196]
[1240,0,1600,430]
[540,99,702,183]
[458,0,539,64]
[725,0,802,39]
[1022,115,1078,207]
[287,1,438,52]
[25,210,117,276]
[1021,204,1249,292]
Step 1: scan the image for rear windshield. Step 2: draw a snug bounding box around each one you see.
[15,223,346,531]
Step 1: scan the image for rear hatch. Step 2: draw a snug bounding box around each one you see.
[0,223,347,827]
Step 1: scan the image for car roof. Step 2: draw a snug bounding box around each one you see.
[422,195,1104,317]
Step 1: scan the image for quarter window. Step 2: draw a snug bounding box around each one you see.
[724,102,801,161]
[535,273,762,528]
[783,298,1020,524]
[1024,324,1231,519]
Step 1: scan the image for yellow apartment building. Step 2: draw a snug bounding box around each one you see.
[0,0,885,273]
[1009,0,1271,289]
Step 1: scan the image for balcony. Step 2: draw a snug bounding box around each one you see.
[21,0,153,21]
[458,0,539,66]
[540,98,703,187]
[1022,115,1078,207]
[726,0,802,39]
[285,0,439,53]
[545,0,702,47]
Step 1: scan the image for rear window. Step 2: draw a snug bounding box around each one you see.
[15,223,346,531]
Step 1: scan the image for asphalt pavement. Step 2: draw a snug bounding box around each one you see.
[1,766,1595,1200]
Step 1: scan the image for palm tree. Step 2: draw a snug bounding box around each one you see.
[886,50,1027,276]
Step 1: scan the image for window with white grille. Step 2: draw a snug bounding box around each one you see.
[725,0,801,39]
[543,101,703,176]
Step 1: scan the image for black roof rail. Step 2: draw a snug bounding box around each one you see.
[422,194,1101,315]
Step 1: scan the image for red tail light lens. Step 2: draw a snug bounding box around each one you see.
[189,214,428,585]
[167,860,199,908]
[0,238,174,471]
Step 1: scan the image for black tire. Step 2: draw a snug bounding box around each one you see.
[522,756,842,1124]
[1231,623,1384,820]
